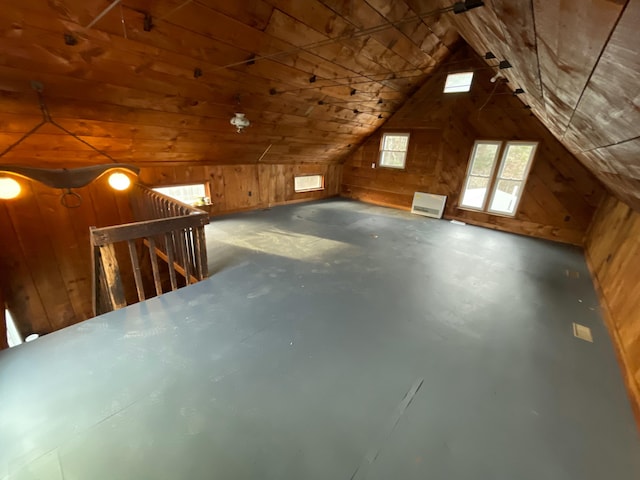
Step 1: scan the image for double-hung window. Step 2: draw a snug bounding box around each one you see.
[379,133,410,169]
[460,140,537,216]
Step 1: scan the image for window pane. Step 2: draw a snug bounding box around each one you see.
[154,184,206,205]
[461,176,489,209]
[501,144,534,180]
[381,151,406,168]
[489,179,522,214]
[383,134,409,151]
[444,72,474,93]
[294,175,323,192]
[470,143,499,176]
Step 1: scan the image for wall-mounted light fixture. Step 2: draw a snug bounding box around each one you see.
[0,164,139,206]
[0,82,140,206]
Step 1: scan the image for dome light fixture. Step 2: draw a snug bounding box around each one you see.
[0,177,21,199]
[230,112,250,133]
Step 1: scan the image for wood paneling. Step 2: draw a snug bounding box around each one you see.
[0,0,457,168]
[139,163,343,215]
[0,177,133,337]
[0,163,341,335]
[0,286,7,350]
[585,194,640,422]
[341,47,604,245]
[447,0,640,211]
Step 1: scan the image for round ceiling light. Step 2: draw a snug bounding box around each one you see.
[108,172,132,191]
[0,177,21,199]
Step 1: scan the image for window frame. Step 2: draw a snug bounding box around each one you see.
[152,183,210,206]
[459,140,502,212]
[444,71,474,93]
[294,174,325,193]
[486,141,538,216]
[378,132,410,170]
[459,140,538,217]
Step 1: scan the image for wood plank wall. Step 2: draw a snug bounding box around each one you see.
[0,176,133,337]
[0,163,341,336]
[0,286,7,350]
[139,163,342,214]
[585,194,640,420]
[341,47,604,246]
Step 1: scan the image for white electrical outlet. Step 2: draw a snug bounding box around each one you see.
[371,163,376,168]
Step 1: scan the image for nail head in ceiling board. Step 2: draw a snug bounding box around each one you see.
[269,88,277,95]
[64,33,78,46]
[193,67,203,78]
[309,75,317,83]
[246,55,256,66]
[350,89,357,96]
[143,13,153,32]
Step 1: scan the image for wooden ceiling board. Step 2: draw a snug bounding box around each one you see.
[533,0,622,131]
[446,0,640,210]
[563,0,640,150]
[0,0,458,168]
[2,0,639,211]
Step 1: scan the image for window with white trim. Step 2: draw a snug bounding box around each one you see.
[153,183,208,206]
[460,140,538,216]
[294,175,324,193]
[379,132,410,169]
[444,72,474,93]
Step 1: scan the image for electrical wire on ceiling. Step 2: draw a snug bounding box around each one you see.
[206,2,484,73]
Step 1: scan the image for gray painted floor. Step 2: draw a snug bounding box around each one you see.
[1,199,639,479]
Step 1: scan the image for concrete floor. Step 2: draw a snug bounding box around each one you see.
[1,199,639,479]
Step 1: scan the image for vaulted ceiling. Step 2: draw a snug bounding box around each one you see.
[1,1,638,208]
[0,0,458,166]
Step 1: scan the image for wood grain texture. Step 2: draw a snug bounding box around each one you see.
[0,163,341,335]
[341,46,604,245]
[447,0,640,211]
[0,0,457,168]
[0,176,134,337]
[585,194,640,423]
[138,163,343,215]
[0,287,7,350]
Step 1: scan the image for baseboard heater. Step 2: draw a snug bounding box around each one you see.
[411,192,447,219]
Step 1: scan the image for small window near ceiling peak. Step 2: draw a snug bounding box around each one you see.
[444,72,474,93]
[379,132,410,169]
[295,175,324,193]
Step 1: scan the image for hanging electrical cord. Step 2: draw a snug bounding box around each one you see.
[477,77,503,113]
[208,2,483,73]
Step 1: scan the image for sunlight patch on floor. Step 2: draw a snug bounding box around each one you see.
[214,227,355,262]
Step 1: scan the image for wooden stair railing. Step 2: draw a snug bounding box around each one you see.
[91,184,209,316]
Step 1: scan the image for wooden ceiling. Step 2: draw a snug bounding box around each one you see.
[1,1,638,209]
[447,0,640,210]
[0,0,458,167]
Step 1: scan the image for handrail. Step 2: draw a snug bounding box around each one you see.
[91,184,210,316]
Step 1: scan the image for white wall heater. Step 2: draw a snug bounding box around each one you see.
[410,192,447,219]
